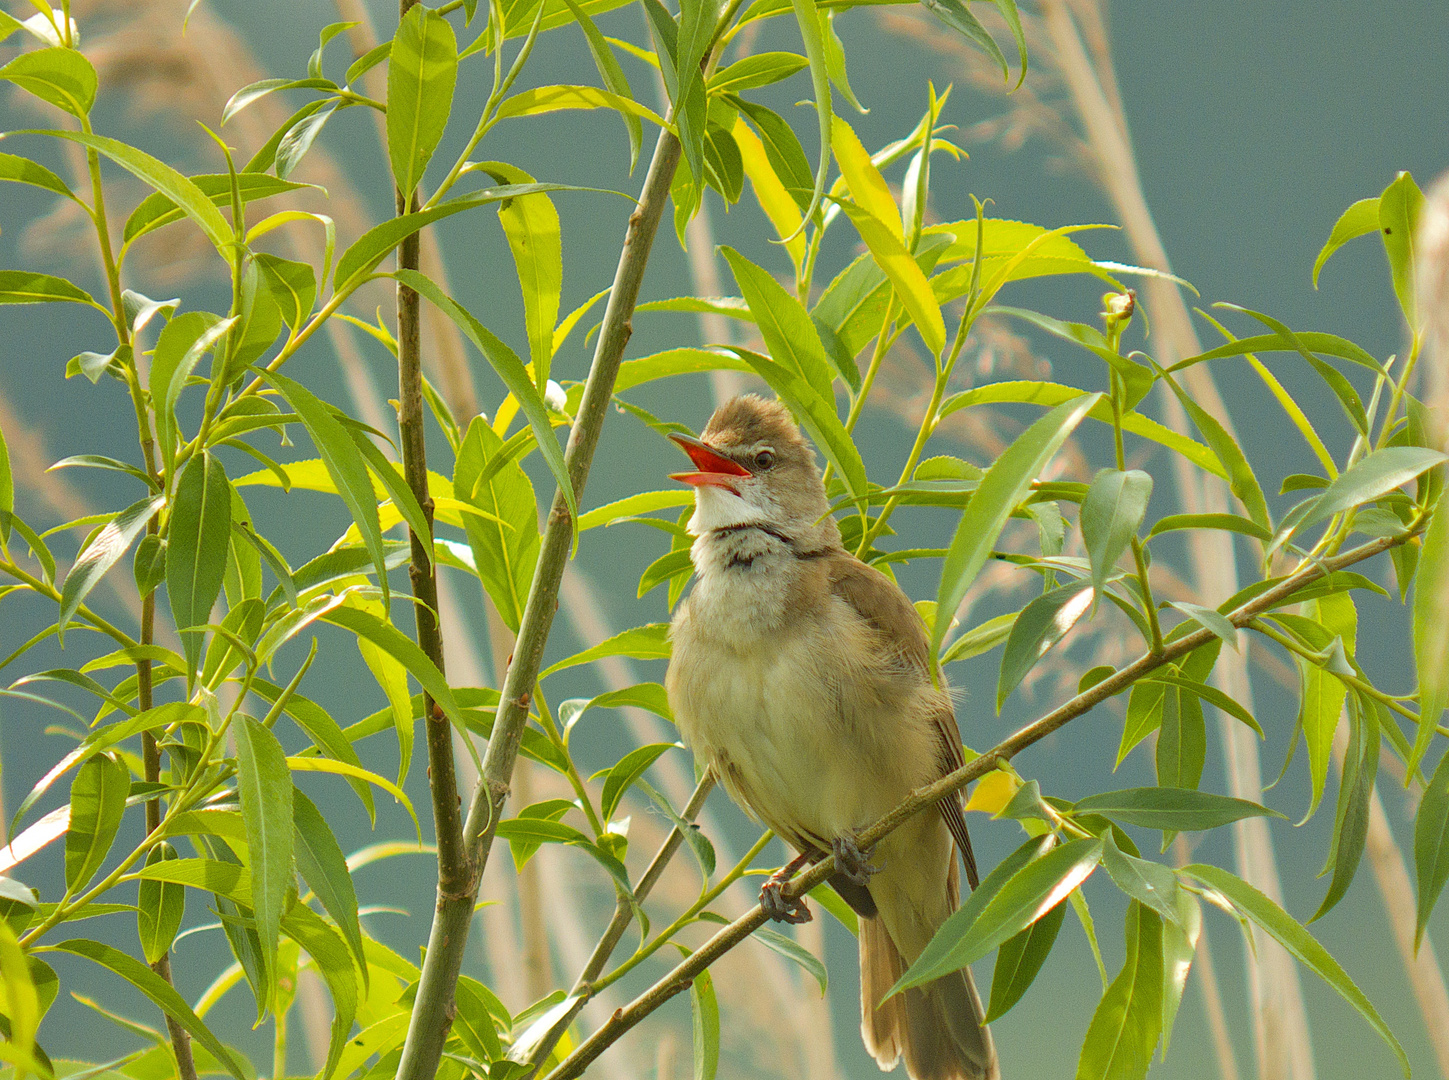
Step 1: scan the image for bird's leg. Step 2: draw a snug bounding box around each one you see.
[760,850,814,925]
[832,832,880,887]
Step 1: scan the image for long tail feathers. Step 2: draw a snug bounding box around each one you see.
[859,915,999,1080]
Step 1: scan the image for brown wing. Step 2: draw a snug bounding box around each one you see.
[828,554,980,891]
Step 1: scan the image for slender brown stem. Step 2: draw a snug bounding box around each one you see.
[392,122,684,1080]
[539,528,1420,1080]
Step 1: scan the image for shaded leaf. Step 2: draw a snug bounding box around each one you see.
[996,580,1093,711]
[64,752,129,892]
[1072,788,1280,831]
[1080,469,1151,597]
[165,451,232,685]
[137,842,186,964]
[234,716,295,1014]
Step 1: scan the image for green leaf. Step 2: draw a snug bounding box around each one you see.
[1314,694,1378,921]
[137,842,186,965]
[1146,672,1263,738]
[152,312,234,473]
[709,52,807,94]
[1416,749,1449,949]
[612,348,753,394]
[942,610,1018,664]
[321,604,466,732]
[165,451,232,686]
[689,960,720,1080]
[895,835,1089,994]
[0,151,77,201]
[454,976,506,1063]
[64,752,129,892]
[1299,593,1356,819]
[1080,469,1152,597]
[919,0,1008,80]
[254,252,317,331]
[395,269,577,530]
[788,0,831,227]
[1296,446,1445,536]
[830,116,901,239]
[1145,513,1270,543]
[455,417,540,633]
[720,247,836,405]
[1160,886,1202,1053]
[291,787,365,990]
[387,4,458,197]
[752,925,827,995]
[0,268,100,310]
[281,904,357,1080]
[729,346,870,505]
[58,495,163,643]
[31,130,233,252]
[934,394,1101,658]
[1378,171,1424,330]
[1073,788,1280,832]
[542,622,670,677]
[1313,197,1380,287]
[1167,600,1240,653]
[1101,833,1182,928]
[1181,864,1408,1075]
[479,162,563,389]
[985,900,1065,1022]
[1075,902,1163,1080]
[493,83,668,128]
[0,47,96,116]
[45,939,248,1080]
[260,369,389,606]
[996,580,1093,711]
[600,742,676,821]
[124,172,311,251]
[837,200,947,358]
[234,715,295,1015]
[1412,491,1449,775]
[561,0,641,171]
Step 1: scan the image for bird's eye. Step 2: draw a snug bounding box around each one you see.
[753,449,775,470]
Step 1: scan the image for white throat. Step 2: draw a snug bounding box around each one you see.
[688,485,768,536]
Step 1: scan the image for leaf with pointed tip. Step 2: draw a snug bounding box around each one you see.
[996,580,1093,711]
[64,752,130,891]
[1074,788,1281,831]
[600,742,676,821]
[720,246,836,406]
[0,47,96,116]
[986,900,1064,1022]
[387,4,458,197]
[1378,171,1424,330]
[0,151,77,201]
[137,842,186,964]
[1080,469,1152,597]
[282,898,357,1080]
[1313,197,1380,287]
[1075,902,1163,1080]
[1412,492,1449,775]
[934,394,1101,658]
[836,199,946,358]
[234,716,294,1015]
[1181,864,1408,1075]
[1314,694,1378,921]
[291,787,364,988]
[1295,446,1445,536]
[165,452,232,685]
[1167,600,1240,652]
[1414,749,1449,949]
[58,495,163,642]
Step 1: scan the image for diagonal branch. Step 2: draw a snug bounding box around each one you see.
[540,528,1423,1080]
[392,122,684,1080]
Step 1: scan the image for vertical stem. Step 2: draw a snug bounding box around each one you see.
[393,124,684,1080]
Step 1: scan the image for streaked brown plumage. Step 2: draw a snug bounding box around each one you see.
[665,395,999,1080]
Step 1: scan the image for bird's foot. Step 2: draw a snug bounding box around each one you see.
[833,833,879,887]
[759,875,812,924]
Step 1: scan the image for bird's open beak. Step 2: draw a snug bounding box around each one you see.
[669,432,750,491]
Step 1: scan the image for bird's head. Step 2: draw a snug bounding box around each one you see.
[669,395,838,545]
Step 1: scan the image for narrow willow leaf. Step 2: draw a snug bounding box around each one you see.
[254,253,316,332]
[562,0,641,170]
[1313,196,1380,287]
[0,269,100,310]
[387,4,458,196]
[455,418,539,631]
[1412,491,1449,774]
[752,926,827,995]
[830,115,901,238]
[720,246,835,406]
[46,939,248,1080]
[1153,365,1269,531]
[1182,864,1408,1075]
[1415,749,1449,949]
[234,716,295,1014]
[137,842,185,964]
[1300,593,1356,819]
[709,52,807,94]
[788,0,831,227]
[282,904,357,1080]
[1146,512,1271,542]
[934,394,1101,658]
[600,743,675,821]
[0,918,38,1065]
[261,369,389,606]
[1313,694,1378,921]
[291,787,365,986]
[64,752,129,892]
[996,581,1093,711]
[1101,833,1182,928]
[732,116,806,275]
[1377,171,1424,330]
[165,451,232,685]
[1075,902,1163,1080]
[896,836,1099,993]
[1072,788,1280,831]
[0,150,77,201]
[919,0,1008,79]
[942,610,1018,664]
[454,976,506,1062]
[986,899,1065,1022]
[1160,887,1202,1053]
[0,47,96,117]
[837,200,946,358]
[151,311,228,470]
[1167,600,1240,652]
[612,348,753,394]
[31,129,232,251]
[1295,446,1445,535]
[58,495,163,642]
[689,959,720,1080]
[1080,469,1152,597]
[542,622,670,677]
[320,604,464,730]
[394,269,576,529]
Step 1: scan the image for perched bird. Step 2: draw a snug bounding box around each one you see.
[665,395,999,1080]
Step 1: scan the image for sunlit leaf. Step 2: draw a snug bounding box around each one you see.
[387,4,458,197]
[64,751,129,892]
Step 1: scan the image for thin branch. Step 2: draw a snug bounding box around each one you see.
[539,529,1420,1080]
[392,122,684,1080]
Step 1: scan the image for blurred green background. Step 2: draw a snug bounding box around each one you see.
[0,0,1446,1077]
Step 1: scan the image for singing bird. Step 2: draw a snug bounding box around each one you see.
[665,395,999,1080]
